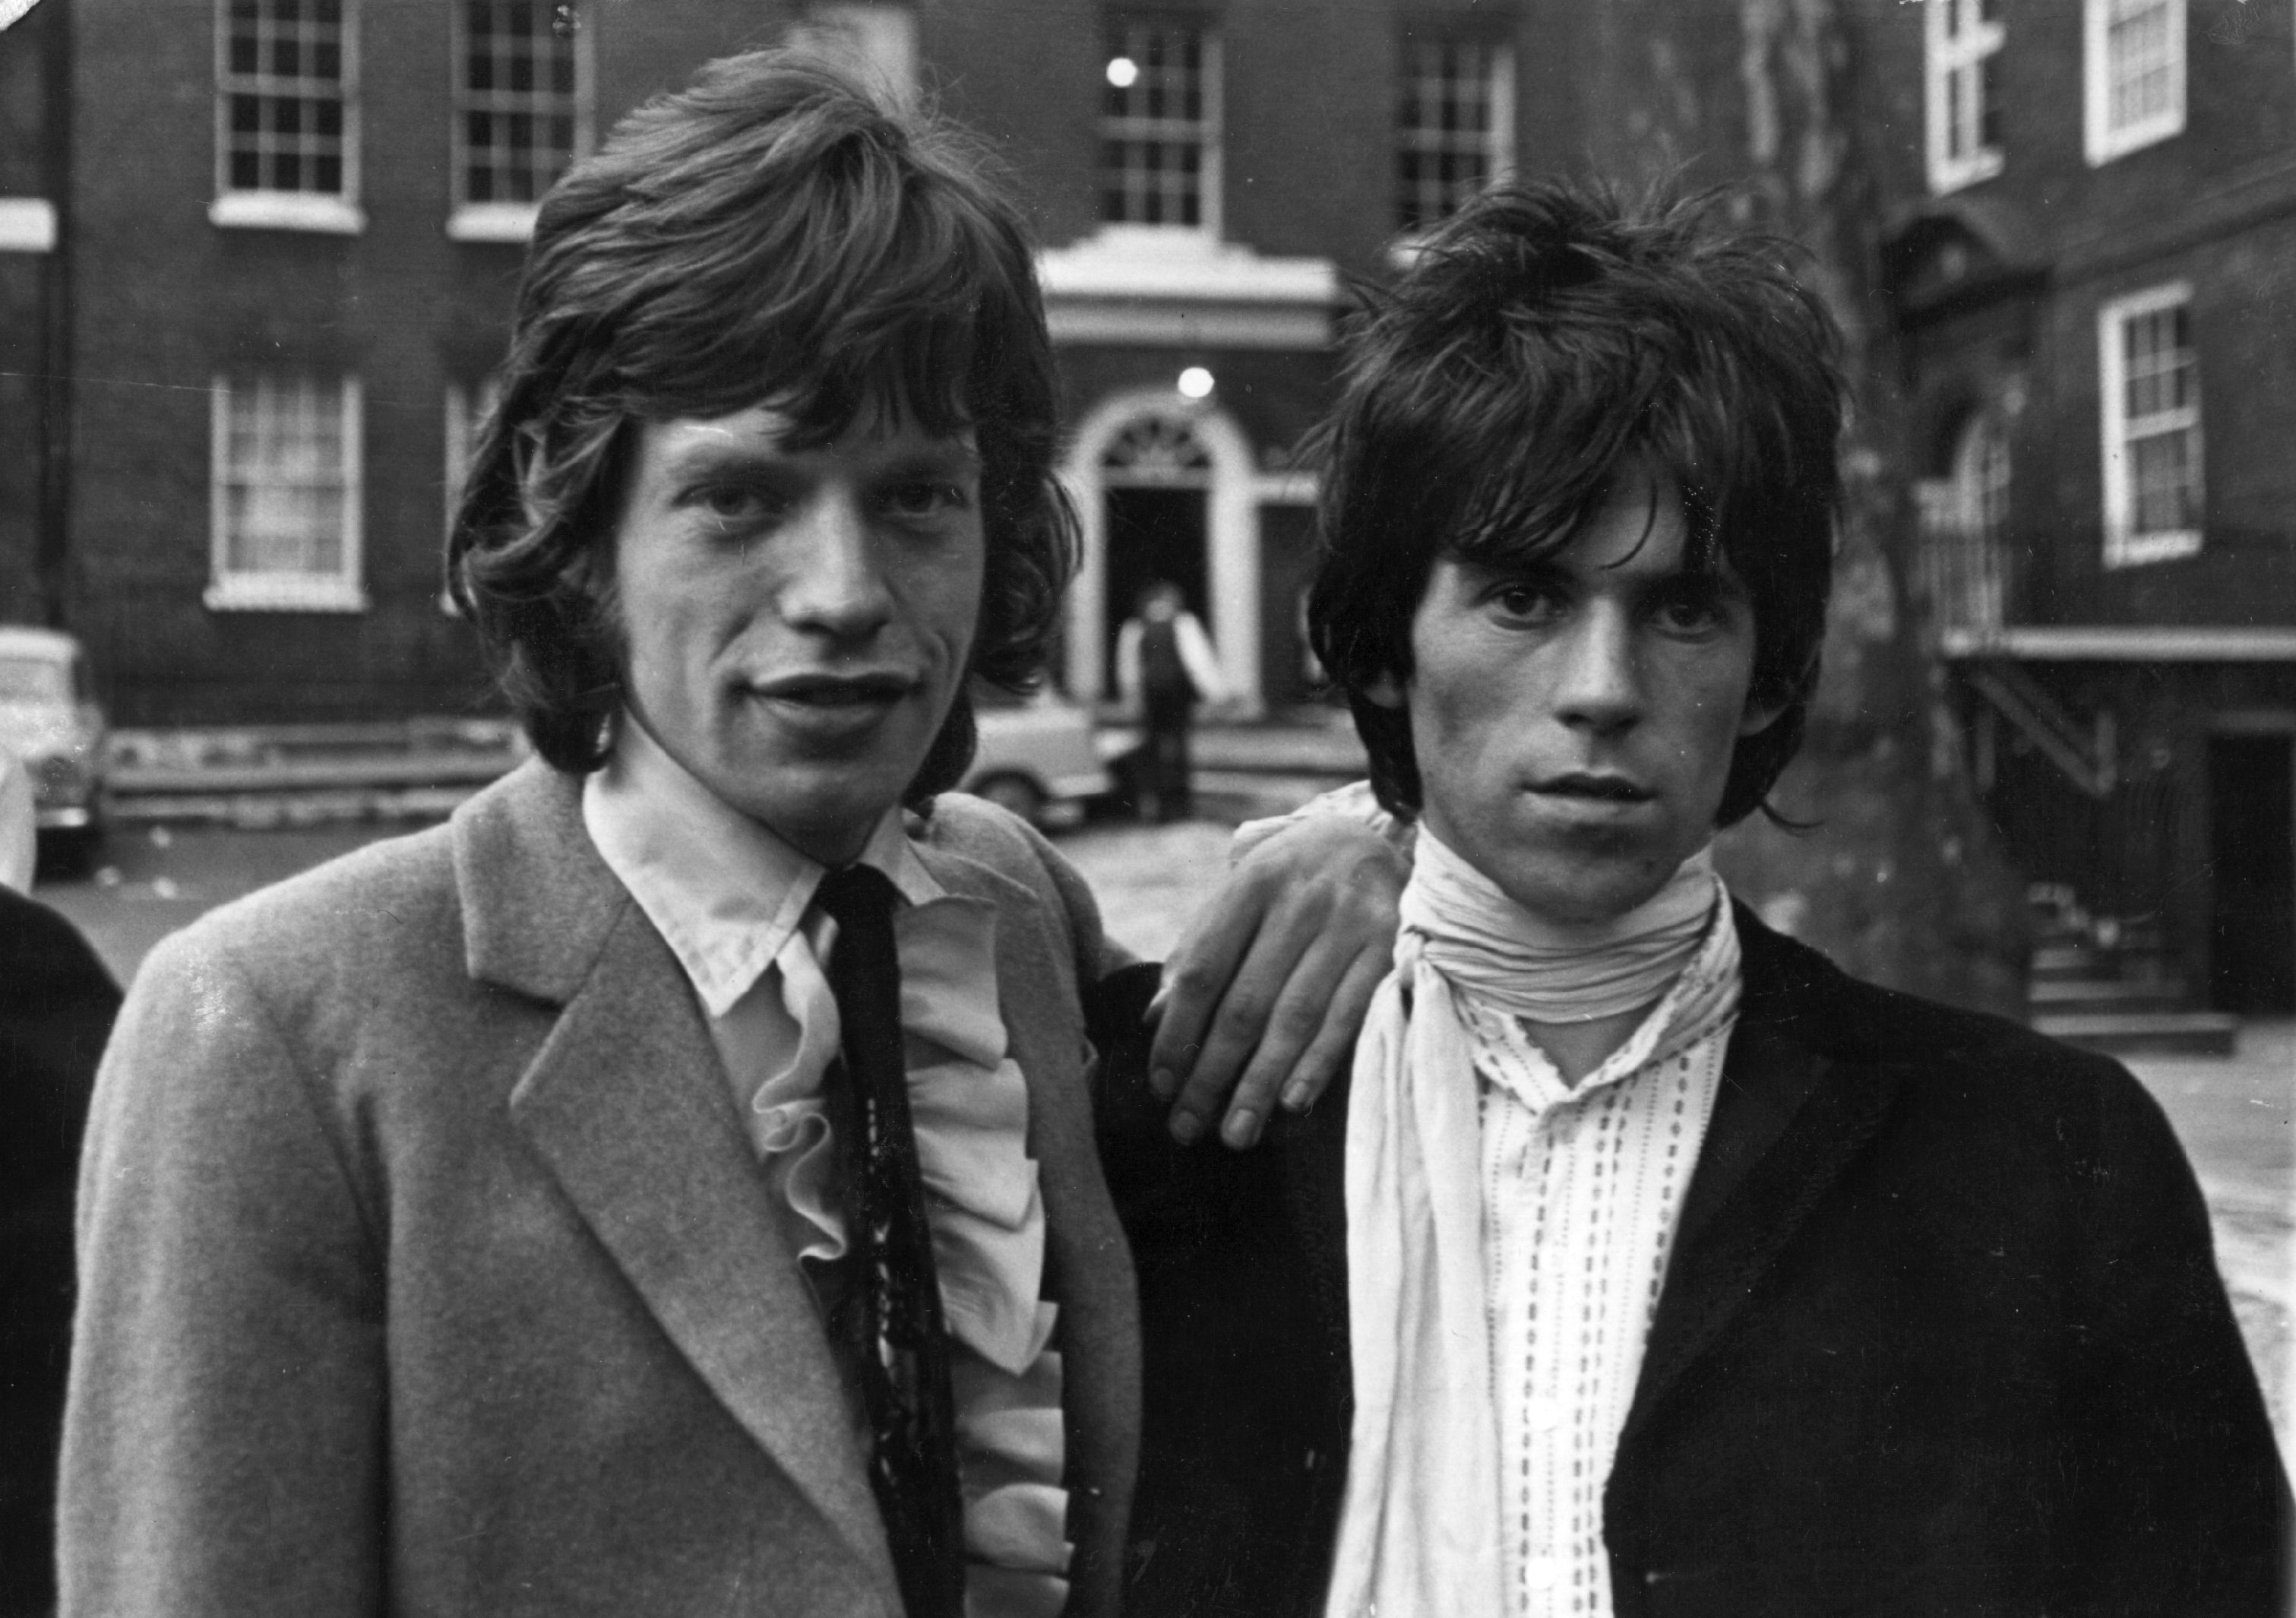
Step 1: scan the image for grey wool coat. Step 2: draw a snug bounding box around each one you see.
[60,760,1140,1618]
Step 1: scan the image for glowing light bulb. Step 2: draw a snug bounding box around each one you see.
[1105,55,1140,89]
[1177,366,1216,400]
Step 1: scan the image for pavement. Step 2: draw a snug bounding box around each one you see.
[99,711,1370,827]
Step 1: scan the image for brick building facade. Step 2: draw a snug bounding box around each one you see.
[43,0,1593,728]
[1876,0,2296,1011]
[0,0,68,627]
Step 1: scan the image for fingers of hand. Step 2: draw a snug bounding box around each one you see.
[1146,868,1284,1104]
[1165,906,1339,1147]
[1274,947,1391,1115]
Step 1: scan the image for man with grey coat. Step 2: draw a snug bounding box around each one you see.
[60,52,1391,1618]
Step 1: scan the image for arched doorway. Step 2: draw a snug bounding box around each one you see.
[1099,416,1212,690]
[1916,406,2011,632]
[1062,390,1260,708]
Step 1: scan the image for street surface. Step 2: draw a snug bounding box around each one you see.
[41,815,2296,1451]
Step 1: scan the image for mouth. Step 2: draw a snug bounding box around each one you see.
[1532,771,1655,803]
[748,671,919,709]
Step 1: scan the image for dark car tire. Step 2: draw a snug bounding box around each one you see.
[968,773,1048,827]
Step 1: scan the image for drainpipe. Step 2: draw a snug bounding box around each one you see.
[36,0,72,630]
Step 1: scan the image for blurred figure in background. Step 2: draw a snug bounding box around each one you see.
[1115,580,1227,822]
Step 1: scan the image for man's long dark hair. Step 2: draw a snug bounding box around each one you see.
[447,52,1077,795]
[1308,179,1845,827]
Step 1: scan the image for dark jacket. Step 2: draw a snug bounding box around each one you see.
[0,888,119,1616]
[1096,907,2290,1618]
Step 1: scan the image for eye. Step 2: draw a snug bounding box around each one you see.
[881,479,972,520]
[684,481,781,527]
[1649,583,1731,636]
[1487,579,1567,625]
[701,486,757,518]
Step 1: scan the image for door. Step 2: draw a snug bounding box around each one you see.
[1103,486,1209,691]
[2207,733,2296,1013]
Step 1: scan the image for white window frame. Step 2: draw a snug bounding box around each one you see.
[1393,34,1516,237]
[2097,282,2203,569]
[210,0,364,234]
[1924,0,2004,194]
[1099,16,1223,239]
[441,378,501,613]
[447,0,595,243]
[207,372,368,613]
[2083,0,2186,165]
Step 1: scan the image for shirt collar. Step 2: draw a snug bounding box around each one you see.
[580,713,944,1018]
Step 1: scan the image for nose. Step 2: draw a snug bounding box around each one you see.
[1551,602,1641,733]
[778,489,893,641]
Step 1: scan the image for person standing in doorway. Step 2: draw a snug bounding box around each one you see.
[1116,580,1228,822]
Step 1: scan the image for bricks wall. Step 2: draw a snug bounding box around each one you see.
[65,0,799,724]
[1880,0,2296,632]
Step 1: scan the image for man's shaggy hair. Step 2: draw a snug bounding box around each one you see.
[1308,178,1845,828]
[447,51,1077,795]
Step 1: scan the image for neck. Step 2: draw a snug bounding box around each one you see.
[1520,1003,1656,1087]
[1402,830,1722,1085]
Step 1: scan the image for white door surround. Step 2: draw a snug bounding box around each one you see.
[1062,388,1261,712]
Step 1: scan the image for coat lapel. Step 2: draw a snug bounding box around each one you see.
[1620,910,1905,1440]
[452,763,895,1593]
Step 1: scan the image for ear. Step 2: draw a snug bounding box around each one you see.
[1362,670,1406,709]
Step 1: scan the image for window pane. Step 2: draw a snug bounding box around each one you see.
[1396,37,1496,231]
[1099,16,1211,226]
[457,0,583,207]
[222,376,353,581]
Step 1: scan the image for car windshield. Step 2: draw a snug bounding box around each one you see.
[0,656,68,705]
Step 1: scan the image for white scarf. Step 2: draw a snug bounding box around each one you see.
[1323,830,1725,1618]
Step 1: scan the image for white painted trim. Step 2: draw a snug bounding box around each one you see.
[1061,388,1263,713]
[204,575,370,613]
[1940,625,2296,660]
[1045,299,1331,350]
[0,197,55,252]
[2083,0,2186,165]
[2096,280,2201,569]
[445,202,539,242]
[1250,469,1318,505]
[208,192,366,234]
[1039,232,1337,350]
[1039,230,1336,304]
[1488,41,1517,185]
[1925,0,2006,194]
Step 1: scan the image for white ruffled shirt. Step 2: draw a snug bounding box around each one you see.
[583,717,1071,1618]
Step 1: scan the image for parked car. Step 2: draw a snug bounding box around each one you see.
[962,683,1111,829]
[0,627,108,869]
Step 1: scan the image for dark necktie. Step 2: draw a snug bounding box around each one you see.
[812,864,966,1618]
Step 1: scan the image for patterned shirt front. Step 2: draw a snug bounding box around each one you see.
[1462,900,1741,1618]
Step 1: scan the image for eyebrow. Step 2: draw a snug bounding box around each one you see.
[656,435,982,482]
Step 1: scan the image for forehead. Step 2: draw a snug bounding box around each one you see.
[1452,469,1710,585]
[637,403,980,470]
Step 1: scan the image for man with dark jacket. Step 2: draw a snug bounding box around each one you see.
[1102,180,2288,1617]
[0,888,116,1615]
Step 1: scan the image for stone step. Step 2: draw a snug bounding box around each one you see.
[2028,977,2193,1012]
[2031,1009,2241,1057]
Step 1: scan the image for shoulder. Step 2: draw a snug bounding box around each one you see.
[131,821,464,1023]
[0,885,119,1007]
[1733,904,2177,1164]
[915,792,1107,944]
